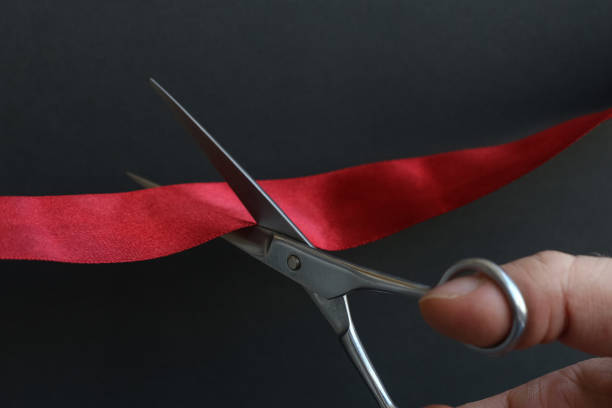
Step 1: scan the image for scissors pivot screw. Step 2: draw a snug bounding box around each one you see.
[287,254,301,270]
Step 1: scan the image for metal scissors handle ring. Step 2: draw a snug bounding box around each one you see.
[438,258,528,355]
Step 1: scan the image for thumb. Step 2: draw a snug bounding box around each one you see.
[419,251,612,355]
[457,358,612,407]
[424,358,612,407]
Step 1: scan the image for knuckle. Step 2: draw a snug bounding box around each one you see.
[510,251,576,347]
[574,357,612,393]
[507,369,578,408]
[532,250,575,270]
[506,360,612,408]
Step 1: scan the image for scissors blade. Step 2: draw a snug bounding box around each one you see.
[149,78,313,247]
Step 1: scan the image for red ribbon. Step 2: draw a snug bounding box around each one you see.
[2,108,611,263]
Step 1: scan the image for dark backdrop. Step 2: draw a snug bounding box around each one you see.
[1,1,612,407]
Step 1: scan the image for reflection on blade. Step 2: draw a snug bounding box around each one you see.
[220,226,273,261]
[126,171,160,189]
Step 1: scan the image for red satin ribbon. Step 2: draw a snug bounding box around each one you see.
[2,108,611,263]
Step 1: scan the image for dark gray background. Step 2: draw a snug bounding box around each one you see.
[1,1,612,407]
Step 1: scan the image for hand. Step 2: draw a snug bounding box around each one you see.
[419,251,612,407]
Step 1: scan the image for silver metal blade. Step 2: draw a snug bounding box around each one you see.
[149,78,312,247]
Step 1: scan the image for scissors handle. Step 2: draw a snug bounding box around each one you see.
[312,258,527,408]
[220,227,527,406]
[437,258,528,355]
[261,230,527,354]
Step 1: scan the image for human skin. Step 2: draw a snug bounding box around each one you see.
[419,251,612,407]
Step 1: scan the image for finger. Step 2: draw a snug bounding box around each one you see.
[457,358,612,408]
[419,251,612,355]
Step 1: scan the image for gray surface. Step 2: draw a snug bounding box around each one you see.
[1,1,612,407]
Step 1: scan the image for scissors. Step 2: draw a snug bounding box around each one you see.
[130,79,528,408]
